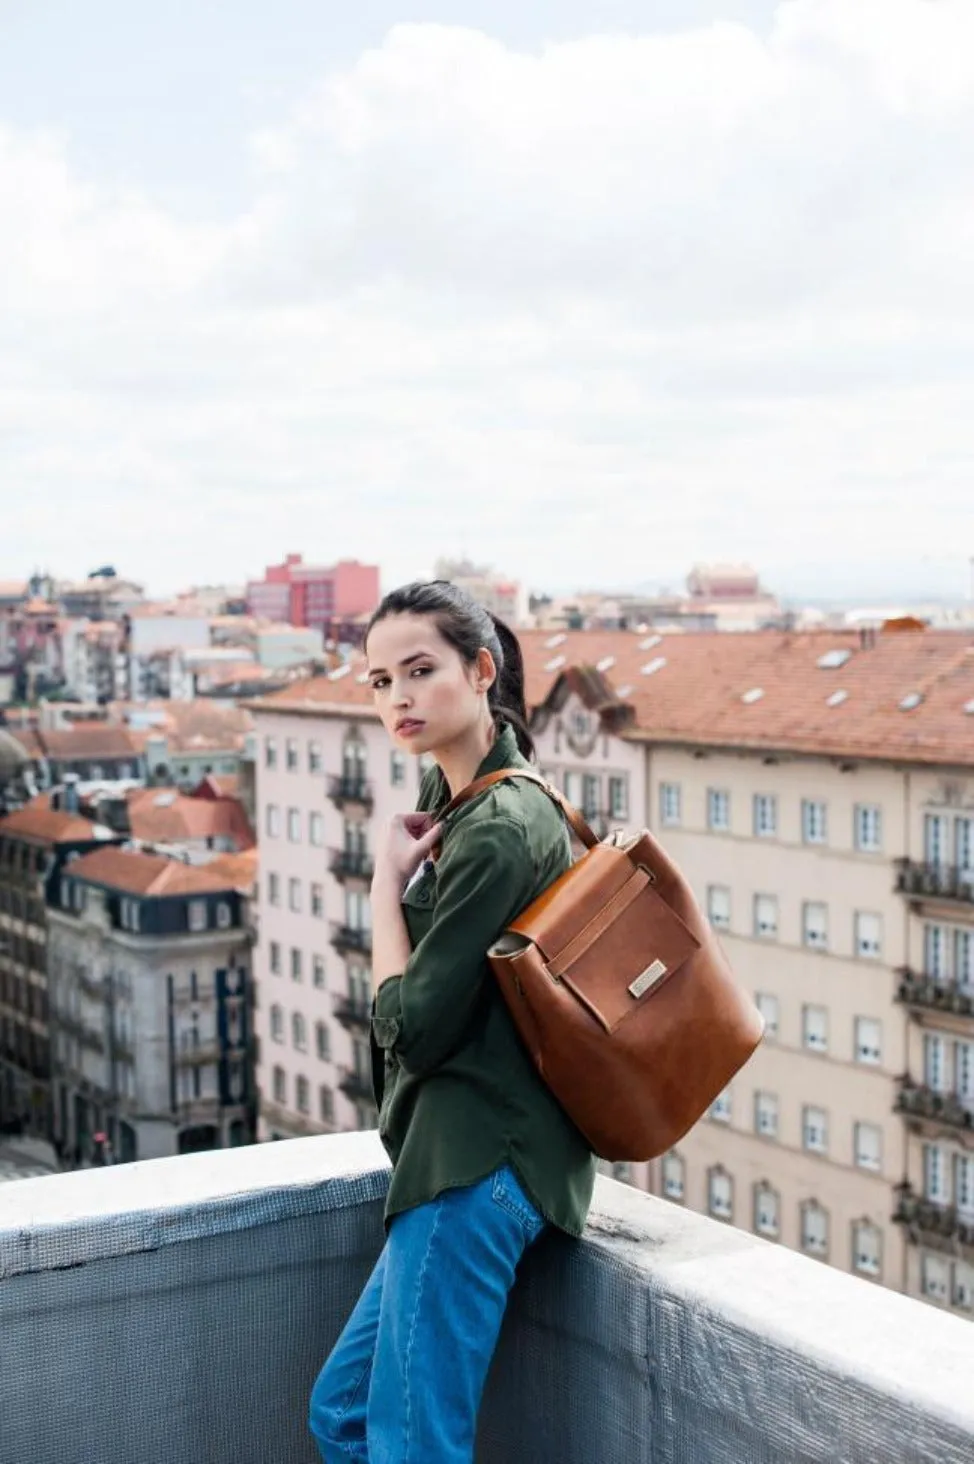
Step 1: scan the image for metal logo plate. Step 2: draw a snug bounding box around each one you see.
[628,958,668,999]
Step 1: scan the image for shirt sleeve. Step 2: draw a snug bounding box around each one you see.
[371,812,533,1077]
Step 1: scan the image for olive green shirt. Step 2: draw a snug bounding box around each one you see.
[370,723,596,1236]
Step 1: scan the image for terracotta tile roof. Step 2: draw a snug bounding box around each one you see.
[204,848,258,894]
[193,773,240,798]
[113,700,253,752]
[10,726,146,762]
[66,846,244,897]
[126,787,255,850]
[247,626,974,767]
[0,805,105,845]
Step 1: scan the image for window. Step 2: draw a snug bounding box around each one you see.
[924,1143,948,1202]
[267,872,280,906]
[925,923,948,980]
[755,1091,778,1138]
[309,812,324,847]
[290,947,303,982]
[188,900,207,933]
[292,1011,307,1052]
[954,1153,974,1215]
[660,783,682,828]
[266,804,280,839]
[296,1075,309,1114]
[269,940,281,975]
[854,1122,882,1172]
[710,1087,732,1124]
[270,1004,283,1042]
[955,1261,974,1311]
[319,1085,334,1125]
[216,902,231,930]
[707,1168,733,1221]
[800,1202,829,1257]
[802,800,828,845]
[288,878,302,914]
[390,751,407,787]
[316,1021,330,1061]
[564,771,582,805]
[925,813,949,865]
[308,740,322,774]
[608,776,628,820]
[662,1152,684,1200]
[802,1105,828,1154]
[924,1034,947,1092]
[753,794,778,838]
[755,992,779,1039]
[802,1005,828,1054]
[854,1017,882,1065]
[272,1065,286,1104]
[581,775,600,820]
[922,1255,949,1303]
[754,1184,779,1238]
[802,902,828,951]
[707,886,731,932]
[264,737,277,770]
[957,1040,974,1102]
[852,1222,881,1279]
[854,804,882,853]
[753,894,778,939]
[707,789,730,832]
[956,930,973,990]
[311,883,324,919]
[312,954,326,989]
[854,912,882,960]
[286,738,299,772]
[287,807,301,843]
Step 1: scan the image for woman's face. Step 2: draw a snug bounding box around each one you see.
[366,613,494,756]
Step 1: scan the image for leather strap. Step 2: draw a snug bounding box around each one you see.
[438,768,600,850]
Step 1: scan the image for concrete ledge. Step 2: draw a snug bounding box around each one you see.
[1,1136,972,1464]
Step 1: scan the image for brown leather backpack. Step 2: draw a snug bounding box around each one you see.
[441,768,764,1162]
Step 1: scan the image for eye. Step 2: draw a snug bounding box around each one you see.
[411,665,432,678]
[370,676,390,692]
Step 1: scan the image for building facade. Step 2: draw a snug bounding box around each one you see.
[47,847,255,1163]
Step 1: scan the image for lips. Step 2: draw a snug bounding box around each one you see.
[395,719,425,735]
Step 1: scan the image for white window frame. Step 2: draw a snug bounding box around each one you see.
[755,992,779,1039]
[309,812,324,847]
[660,783,682,828]
[924,1034,947,1093]
[922,1254,949,1303]
[292,1011,307,1052]
[707,788,731,833]
[852,1222,881,1279]
[800,1202,829,1258]
[316,1020,330,1062]
[308,740,322,774]
[286,738,299,772]
[755,1090,778,1138]
[923,1143,948,1203]
[188,900,207,933]
[264,737,277,770]
[854,1122,882,1172]
[295,1074,310,1114]
[707,885,731,932]
[802,799,828,845]
[802,1004,829,1054]
[802,1105,828,1155]
[754,1184,779,1238]
[269,940,281,976]
[272,1065,286,1104]
[270,1004,283,1043]
[854,911,882,960]
[707,1168,733,1221]
[290,947,303,982]
[288,878,302,914]
[310,883,324,919]
[854,1016,882,1066]
[312,954,326,990]
[753,794,778,839]
[662,1152,684,1200]
[802,901,828,951]
[608,776,629,820]
[265,804,280,839]
[754,894,779,940]
[216,902,231,930]
[267,872,280,906]
[287,807,301,843]
[709,1087,732,1124]
[854,804,882,853]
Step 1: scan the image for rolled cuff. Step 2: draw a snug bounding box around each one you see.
[372,975,403,1049]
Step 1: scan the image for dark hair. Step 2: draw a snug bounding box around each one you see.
[365,580,535,759]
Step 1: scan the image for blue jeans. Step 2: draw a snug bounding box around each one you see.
[308,1164,547,1463]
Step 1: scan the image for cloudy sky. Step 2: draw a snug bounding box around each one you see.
[2,0,973,603]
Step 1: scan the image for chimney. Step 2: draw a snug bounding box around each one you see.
[50,786,63,812]
[63,774,80,814]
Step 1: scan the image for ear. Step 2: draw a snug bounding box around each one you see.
[476,647,497,696]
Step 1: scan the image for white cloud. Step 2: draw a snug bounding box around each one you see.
[2,2,974,600]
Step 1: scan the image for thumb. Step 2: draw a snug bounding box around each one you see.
[414,821,443,856]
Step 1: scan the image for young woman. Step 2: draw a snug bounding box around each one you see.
[308,580,596,1463]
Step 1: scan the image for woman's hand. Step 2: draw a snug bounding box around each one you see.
[372,813,443,895]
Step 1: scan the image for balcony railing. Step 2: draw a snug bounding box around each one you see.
[330,924,372,958]
[328,849,375,884]
[895,1076,974,1135]
[893,1183,974,1257]
[895,859,974,907]
[174,1041,221,1067]
[895,968,974,1018]
[337,1065,374,1105]
[327,775,374,815]
[3,1140,974,1464]
[333,993,373,1032]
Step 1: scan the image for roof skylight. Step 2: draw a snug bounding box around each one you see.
[639,634,662,651]
[826,690,848,708]
[544,655,566,672]
[741,688,764,704]
[641,657,667,676]
[328,664,351,681]
[545,633,567,649]
[596,656,616,672]
[899,692,923,711]
[817,650,852,670]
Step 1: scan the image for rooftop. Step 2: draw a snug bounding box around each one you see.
[0,1137,971,1464]
[0,804,111,846]
[64,845,246,897]
[126,785,255,851]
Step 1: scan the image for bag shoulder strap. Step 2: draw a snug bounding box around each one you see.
[439,767,599,850]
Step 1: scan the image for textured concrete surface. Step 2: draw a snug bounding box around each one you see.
[1,1134,972,1464]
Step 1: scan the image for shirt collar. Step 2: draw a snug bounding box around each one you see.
[474,720,525,779]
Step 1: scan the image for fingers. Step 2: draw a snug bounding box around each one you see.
[414,822,443,855]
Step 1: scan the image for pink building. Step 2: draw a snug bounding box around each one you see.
[246,556,380,639]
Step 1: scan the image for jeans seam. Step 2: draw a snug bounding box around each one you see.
[402,1195,444,1464]
[492,1170,542,1238]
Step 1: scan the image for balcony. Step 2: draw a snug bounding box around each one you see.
[895,968,974,1019]
[327,775,374,816]
[895,859,974,908]
[174,1041,221,1067]
[333,992,373,1033]
[895,1076,974,1136]
[894,1183,974,1259]
[2,1137,973,1464]
[328,849,375,885]
[337,1066,374,1105]
[330,924,372,959]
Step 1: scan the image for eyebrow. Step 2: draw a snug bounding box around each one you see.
[366,651,436,680]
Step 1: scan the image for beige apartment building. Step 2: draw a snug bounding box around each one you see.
[248,624,974,1316]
